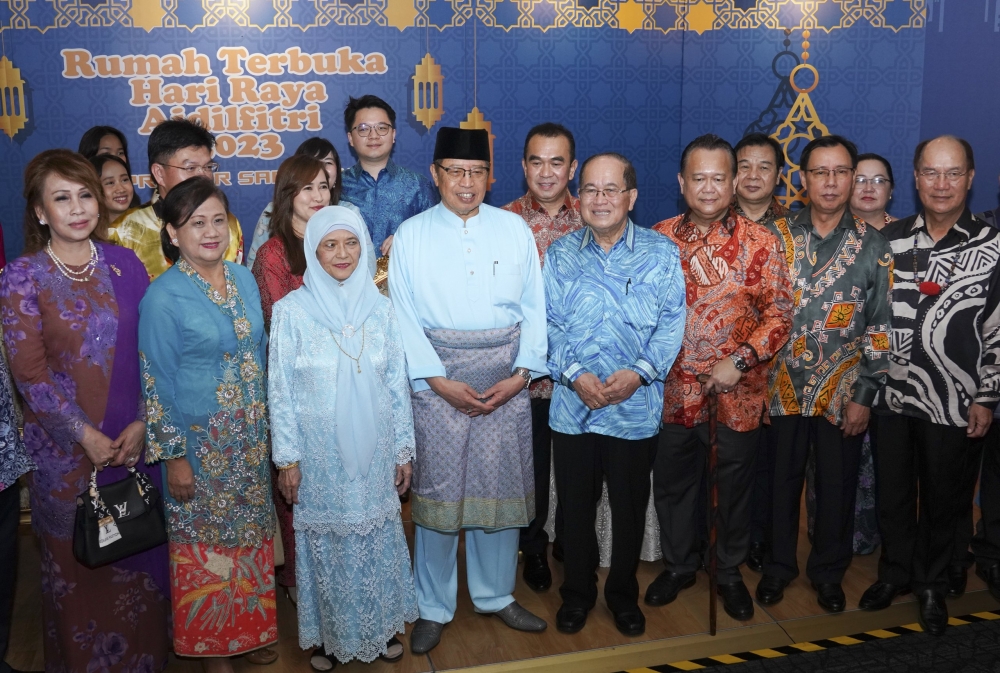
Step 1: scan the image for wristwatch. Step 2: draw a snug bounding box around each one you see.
[729,353,751,373]
[514,367,532,389]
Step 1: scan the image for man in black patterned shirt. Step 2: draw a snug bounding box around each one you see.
[864,135,1000,636]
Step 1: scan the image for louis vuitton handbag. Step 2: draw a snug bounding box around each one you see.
[73,466,168,568]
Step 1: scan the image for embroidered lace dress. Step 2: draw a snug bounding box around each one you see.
[268,296,417,663]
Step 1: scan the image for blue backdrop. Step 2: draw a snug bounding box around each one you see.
[0,0,994,261]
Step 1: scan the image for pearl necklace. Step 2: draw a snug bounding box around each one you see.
[46,239,98,282]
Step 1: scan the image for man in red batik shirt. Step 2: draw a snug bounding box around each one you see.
[645,134,793,621]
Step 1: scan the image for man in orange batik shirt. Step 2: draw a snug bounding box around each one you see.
[645,134,793,622]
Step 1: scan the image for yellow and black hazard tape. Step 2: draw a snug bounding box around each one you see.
[618,609,1000,672]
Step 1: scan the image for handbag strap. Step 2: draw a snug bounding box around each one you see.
[88,465,157,517]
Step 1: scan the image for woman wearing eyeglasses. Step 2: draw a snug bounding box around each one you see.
[850,154,897,230]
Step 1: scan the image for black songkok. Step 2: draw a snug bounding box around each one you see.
[433,127,490,162]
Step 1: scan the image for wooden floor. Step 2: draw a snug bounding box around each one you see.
[8,503,1000,673]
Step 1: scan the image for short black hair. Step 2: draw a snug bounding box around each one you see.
[799,135,858,171]
[734,133,785,171]
[147,118,215,168]
[912,135,975,172]
[523,123,576,164]
[344,95,396,132]
[78,126,131,165]
[579,152,637,191]
[680,134,738,177]
[856,152,895,185]
[159,177,230,263]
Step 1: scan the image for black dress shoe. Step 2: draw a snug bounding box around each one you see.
[612,608,646,636]
[977,562,1000,601]
[522,553,552,592]
[551,539,564,563]
[555,604,588,634]
[811,582,846,613]
[717,580,754,620]
[947,564,968,598]
[755,574,789,605]
[858,580,911,611]
[746,541,765,573]
[918,589,948,636]
[644,570,696,607]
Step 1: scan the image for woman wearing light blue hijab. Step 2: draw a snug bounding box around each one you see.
[268,205,417,667]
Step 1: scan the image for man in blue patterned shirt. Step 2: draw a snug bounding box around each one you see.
[341,95,438,254]
[543,152,685,637]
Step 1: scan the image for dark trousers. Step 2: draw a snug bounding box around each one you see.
[655,422,759,583]
[875,413,984,593]
[749,426,771,547]
[520,398,562,556]
[972,425,1000,568]
[553,431,657,613]
[0,485,20,673]
[765,415,863,583]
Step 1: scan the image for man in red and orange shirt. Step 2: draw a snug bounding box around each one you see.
[502,123,581,593]
[645,134,793,621]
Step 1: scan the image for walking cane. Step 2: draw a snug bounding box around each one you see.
[697,373,719,636]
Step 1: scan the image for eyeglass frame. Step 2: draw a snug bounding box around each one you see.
[917,169,969,184]
[433,162,491,180]
[351,123,395,137]
[854,176,892,187]
[579,186,633,200]
[803,167,855,180]
[158,162,219,176]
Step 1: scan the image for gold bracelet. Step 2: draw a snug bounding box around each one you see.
[276,462,299,471]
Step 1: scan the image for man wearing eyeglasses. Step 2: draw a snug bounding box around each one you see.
[109,118,242,279]
[341,95,438,255]
[863,135,1000,636]
[543,153,685,636]
[646,135,793,622]
[501,122,581,593]
[755,135,892,615]
[389,127,548,654]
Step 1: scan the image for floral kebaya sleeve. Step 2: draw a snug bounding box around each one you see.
[138,282,187,462]
[0,258,93,451]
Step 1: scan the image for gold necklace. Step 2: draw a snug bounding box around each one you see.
[330,324,365,373]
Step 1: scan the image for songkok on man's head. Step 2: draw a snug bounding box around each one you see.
[433,127,490,163]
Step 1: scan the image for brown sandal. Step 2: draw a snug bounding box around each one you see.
[244,647,279,665]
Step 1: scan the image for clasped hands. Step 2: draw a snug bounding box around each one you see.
[573,370,642,410]
[429,374,525,418]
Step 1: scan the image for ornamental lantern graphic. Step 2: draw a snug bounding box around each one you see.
[412,54,444,131]
[0,57,27,139]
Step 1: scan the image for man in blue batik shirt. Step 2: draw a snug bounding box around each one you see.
[543,152,685,637]
[341,95,438,255]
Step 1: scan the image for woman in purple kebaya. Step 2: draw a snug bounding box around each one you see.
[0,150,169,673]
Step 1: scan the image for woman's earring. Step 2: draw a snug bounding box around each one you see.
[39,219,47,226]
[172,238,178,245]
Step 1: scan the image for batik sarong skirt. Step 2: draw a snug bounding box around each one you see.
[410,324,535,532]
[169,539,278,656]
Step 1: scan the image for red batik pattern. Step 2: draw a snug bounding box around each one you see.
[653,208,794,431]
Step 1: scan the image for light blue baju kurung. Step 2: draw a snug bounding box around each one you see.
[268,295,417,663]
[388,202,547,624]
